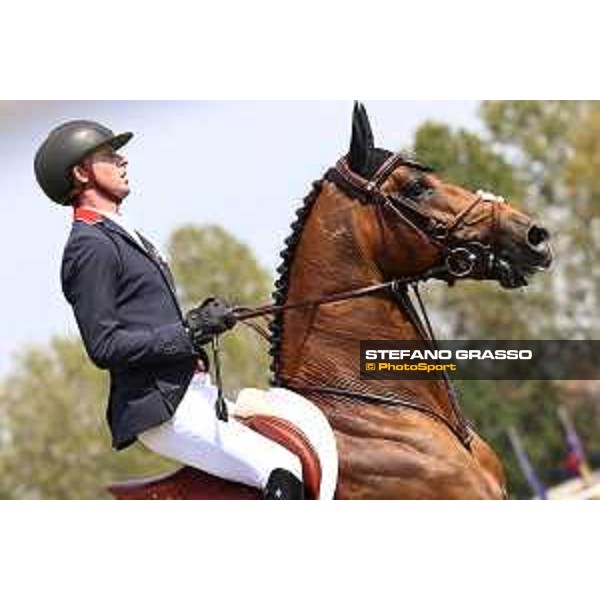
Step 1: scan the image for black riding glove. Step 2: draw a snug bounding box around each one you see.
[185,296,237,350]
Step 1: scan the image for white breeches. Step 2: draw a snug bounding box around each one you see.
[137,374,303,490]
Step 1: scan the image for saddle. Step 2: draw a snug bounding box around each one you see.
[107,388,339,500]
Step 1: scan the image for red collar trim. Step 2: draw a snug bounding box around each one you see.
[73,207,104,225]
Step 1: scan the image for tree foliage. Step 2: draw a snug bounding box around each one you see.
[414,121,523,201]
[0,337,175,499]
[481,101,600,337]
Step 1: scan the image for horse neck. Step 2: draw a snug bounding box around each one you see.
[275,182,456,421]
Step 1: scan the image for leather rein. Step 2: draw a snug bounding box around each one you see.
[233,153,504,448]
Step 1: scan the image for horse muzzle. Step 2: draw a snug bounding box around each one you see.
[492,223,553,288]
[525,224,553,270]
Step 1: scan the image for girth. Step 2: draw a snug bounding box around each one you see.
[283,383,470,446]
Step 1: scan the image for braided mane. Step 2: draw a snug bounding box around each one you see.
[269,179,323,385]
[268,150,395,385]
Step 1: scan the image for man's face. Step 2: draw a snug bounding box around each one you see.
[83,145,130,201]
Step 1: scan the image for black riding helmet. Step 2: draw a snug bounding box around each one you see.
[34,120,133,205]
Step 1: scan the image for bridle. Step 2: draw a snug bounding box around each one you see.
[327,153,503,281]
[232,152,506,448]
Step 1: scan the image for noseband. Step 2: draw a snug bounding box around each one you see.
[325,153,503,282]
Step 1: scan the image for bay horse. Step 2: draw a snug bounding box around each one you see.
[109,103,551,500]
[264,103,551,499]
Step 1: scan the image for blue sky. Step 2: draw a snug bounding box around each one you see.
[0,101,481,375]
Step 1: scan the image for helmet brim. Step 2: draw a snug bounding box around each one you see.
[106,132,133,151]
[80,131,134,161]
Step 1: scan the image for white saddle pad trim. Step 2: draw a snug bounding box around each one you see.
[234,387,339,500]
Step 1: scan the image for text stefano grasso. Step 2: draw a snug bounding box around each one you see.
[364,349,533,360]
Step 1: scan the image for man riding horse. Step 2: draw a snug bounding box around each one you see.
[34,120,305,499]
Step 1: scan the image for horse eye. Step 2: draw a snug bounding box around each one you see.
[401,178,430,200]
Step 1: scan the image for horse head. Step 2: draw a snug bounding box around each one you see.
[345,102,552,289]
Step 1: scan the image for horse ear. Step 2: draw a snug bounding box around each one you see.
[348,101,374,176]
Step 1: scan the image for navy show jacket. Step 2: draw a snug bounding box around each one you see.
[61,207,198,450]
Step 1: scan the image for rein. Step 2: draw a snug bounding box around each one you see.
[233,153,504,448]
[233,265,447,321]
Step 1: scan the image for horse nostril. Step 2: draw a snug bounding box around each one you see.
[527,225,550,248]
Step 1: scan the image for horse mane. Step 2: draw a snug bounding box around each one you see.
[269,180,320,384]
[269,148,393,384]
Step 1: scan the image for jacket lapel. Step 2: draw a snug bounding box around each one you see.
[96,219,182,316]
[136,232,177,291]
[99,217,148,254]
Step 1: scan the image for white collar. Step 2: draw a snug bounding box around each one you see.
[84,207,146,249]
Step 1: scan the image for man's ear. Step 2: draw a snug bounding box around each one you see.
[71,163,90,185]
